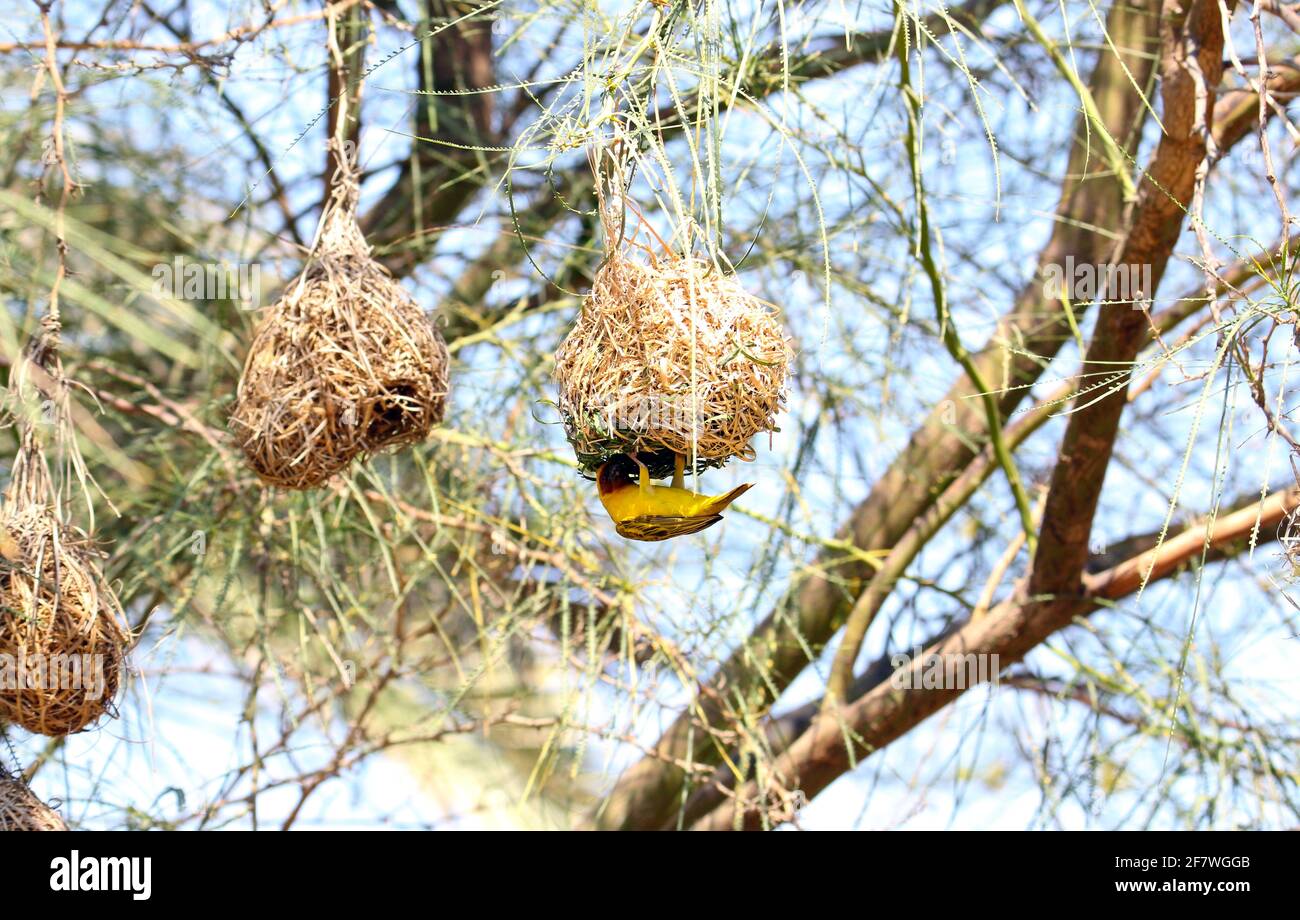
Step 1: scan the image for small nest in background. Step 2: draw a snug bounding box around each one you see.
[0,767,67,831]
[1280,502,1300,581]
[230,207,450,490]
[554,253,791,477]
[0,503,129,737]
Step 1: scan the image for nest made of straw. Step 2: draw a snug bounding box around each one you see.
[0,767,67,831]
[230,198,450,490]
[554,252,791,478]
[1280,500,1300,581]
[0,498,129,737]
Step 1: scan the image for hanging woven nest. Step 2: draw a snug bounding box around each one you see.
[0,766,67,831]
[230,157,450,490]
[1280,499,1300,582]
[554,227,791,480]
[0,445,129,737]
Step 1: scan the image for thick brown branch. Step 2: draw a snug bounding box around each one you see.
[1029,0,1230,600]
[689,487,1298,830]
[360,1,496,274]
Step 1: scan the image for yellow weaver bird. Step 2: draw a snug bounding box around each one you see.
[597,453,752,542]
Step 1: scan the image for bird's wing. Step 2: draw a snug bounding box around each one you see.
[616,514,723,542]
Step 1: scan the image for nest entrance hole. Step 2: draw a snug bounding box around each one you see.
[365,383,420,447]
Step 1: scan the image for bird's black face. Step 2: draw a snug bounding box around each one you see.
[597,454,639,495]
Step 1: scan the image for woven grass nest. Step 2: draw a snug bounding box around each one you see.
[0,767,67,831]
[1280,501,1300,581]
[230,189,449,490]
[554,251,791,479]
[0,467,129,737]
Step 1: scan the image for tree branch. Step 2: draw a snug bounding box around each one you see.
[1029,0,1231,601]
[689,486,1298,830]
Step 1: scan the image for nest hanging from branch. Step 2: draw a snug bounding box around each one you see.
[1280,493,1300,581]
[0,440,129,737]
[554,153,791,478]
[230,151,450,490]
[0,766,67,831]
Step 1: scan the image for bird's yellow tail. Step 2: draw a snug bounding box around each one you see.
[702,482,752,516]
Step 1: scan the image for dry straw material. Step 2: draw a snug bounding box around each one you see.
[0,439,129,737]
[0,766,67,831]
[554,245,791,479]
[1281,501,1300,580]
[231,162,449,490]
